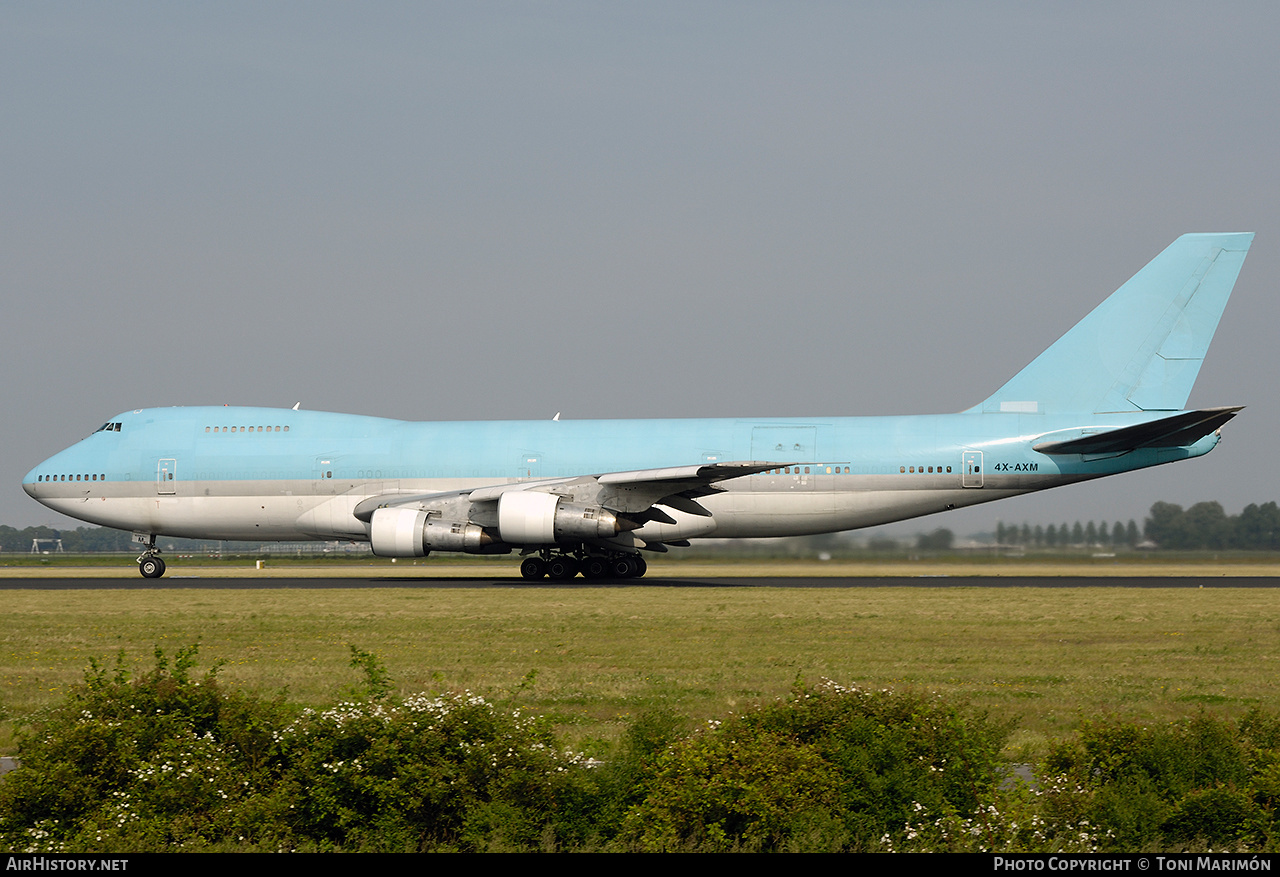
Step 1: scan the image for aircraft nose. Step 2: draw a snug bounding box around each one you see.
[22,454,60,501]
[22,464,42,498]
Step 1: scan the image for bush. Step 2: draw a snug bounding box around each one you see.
[1041,710,1279,850]
[0,647,592,852]
[621,680,1007,851]
[0,645,288,851]
[272,692,588,850]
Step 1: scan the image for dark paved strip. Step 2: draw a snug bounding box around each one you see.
[2,575,1278,589]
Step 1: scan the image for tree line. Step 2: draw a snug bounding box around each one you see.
[0,524,135,554]
[997,500,1280,551]
[996,519,1141,549]
[1144,500,1280,551]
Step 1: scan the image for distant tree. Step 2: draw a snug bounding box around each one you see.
[916,529,954,551]
[1127,520,1140,547]
[1071,521,1084,546]
[1085,521,1098,546]
[1112,521,1126,548]
[1184,501,1230,550]
[1237,502,1280,550]
[1145,502,1187,548]
[1045,523,1057,547]
[1033,524,1044,547]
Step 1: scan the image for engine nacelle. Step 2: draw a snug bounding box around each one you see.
[497,491,623,545]
[369,507,496,557]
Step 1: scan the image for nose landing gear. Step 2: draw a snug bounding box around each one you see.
[136,535,166,579]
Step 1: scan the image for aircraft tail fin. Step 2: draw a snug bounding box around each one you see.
[970,233,1253,415]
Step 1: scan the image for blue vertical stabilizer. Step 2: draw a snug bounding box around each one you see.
[971,233,1253,415]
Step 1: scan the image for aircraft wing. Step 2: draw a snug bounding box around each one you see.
[1032,406,1243,456]
[351,461,784,523]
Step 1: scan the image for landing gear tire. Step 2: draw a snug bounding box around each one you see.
[583,557,609,579]
[520,557,546,581]
[547,556,579,580]
[610,556,638,578]
[139,557,166,579]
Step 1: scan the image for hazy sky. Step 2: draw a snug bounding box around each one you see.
[4,2,1278,538]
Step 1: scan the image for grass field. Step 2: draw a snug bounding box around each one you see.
[3,559,1279,758]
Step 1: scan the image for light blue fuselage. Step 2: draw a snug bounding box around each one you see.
[22,405,1213,542]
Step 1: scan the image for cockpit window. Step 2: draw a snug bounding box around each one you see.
[95,422,122,433]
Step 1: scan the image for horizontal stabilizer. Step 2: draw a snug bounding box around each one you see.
[1033,406,1242,455]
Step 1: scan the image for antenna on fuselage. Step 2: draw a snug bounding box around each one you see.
[553,412,560,421]
[292,402,301,410]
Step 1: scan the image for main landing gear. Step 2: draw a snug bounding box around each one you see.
[136,536,166,579]
[519,550,647,581]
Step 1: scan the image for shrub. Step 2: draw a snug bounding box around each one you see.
[621,680,1008,851]
[0,647,594,852]
[0,646,288,851]
[273,691,589,850]
[1041,710,1279,850]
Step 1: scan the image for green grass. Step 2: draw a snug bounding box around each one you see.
[3,585,1279,756]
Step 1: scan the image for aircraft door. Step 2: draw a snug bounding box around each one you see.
[515,451,543,482]
[962,451,983,488]
[313,456,340,497]
[156,458,177,495]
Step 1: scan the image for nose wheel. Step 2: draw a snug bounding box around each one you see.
[139,556,167,579]
[136,535,166,579]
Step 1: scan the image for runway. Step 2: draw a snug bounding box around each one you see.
[3,575,1278,589]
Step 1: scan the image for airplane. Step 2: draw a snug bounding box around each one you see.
[23,232,1253,580]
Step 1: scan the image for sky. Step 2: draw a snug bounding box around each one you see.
[3,2,1278,538]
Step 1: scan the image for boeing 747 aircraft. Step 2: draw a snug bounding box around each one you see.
[24,233,1252,579]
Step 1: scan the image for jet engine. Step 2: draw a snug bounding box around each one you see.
[369,507,497,557]
[497,490,630,544]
